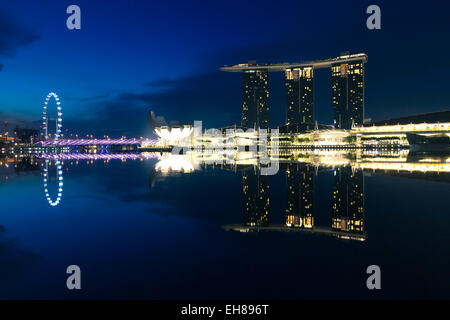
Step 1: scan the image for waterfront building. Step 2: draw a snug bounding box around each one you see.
[242,70,270,129]
[285,67,314,125]
[221,53,367,132]
[331,60,364,129]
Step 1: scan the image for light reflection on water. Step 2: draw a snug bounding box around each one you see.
[0,150,449,299]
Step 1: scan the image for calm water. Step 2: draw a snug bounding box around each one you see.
[0,152,449,299]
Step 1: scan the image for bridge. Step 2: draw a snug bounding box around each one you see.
[35,138,158,147]
[36,152,161,160]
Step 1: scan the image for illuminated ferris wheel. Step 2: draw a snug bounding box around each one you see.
[42,92,62,140]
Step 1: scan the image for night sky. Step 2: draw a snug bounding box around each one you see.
[1,0,449,137]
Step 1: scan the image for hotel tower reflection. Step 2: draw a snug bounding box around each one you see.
[242,167,270,226]
[227,164,366,241]
[332,167,364,235]
[285,164,314,229]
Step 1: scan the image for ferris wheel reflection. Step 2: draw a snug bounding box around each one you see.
[42,159,63,207]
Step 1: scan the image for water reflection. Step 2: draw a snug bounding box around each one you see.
[148,149,449,242]
[242,166,270,226]
[42,159,63,207]
[1,150,449,243]
[222,164,366,241]
[155,154,197,173]
[331,167,364,238]
[1,147,449,299]
[285,163,314,229]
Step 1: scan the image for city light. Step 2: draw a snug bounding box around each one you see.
[154,155,196,173]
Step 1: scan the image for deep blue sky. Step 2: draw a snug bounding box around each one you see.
[1,0,450,137]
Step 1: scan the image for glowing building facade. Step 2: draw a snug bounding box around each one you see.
[221,53,367,132]
[285,67,314,125]
[242,70,269,129]
[332,61,364,129]
[154,126,193,142]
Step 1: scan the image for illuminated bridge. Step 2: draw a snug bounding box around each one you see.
[35,138,158,147]
[35,152,161,161]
